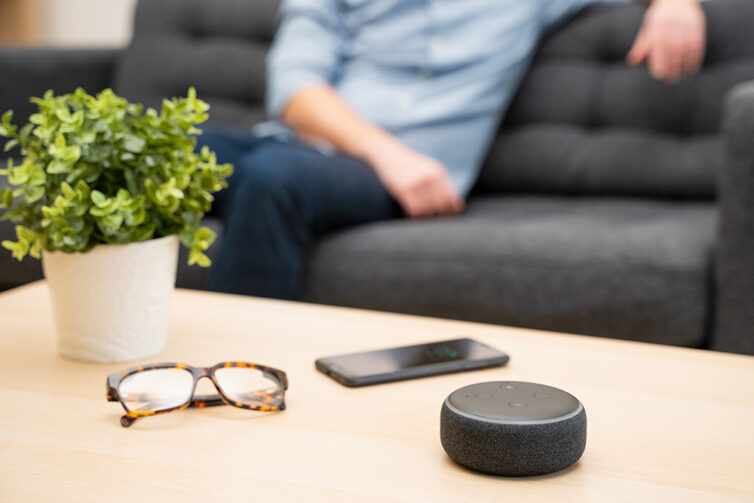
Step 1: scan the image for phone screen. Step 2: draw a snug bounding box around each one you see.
[316,338,508,386]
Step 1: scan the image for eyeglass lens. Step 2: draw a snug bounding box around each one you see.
[214,367,282,407]
[119,368,194,413]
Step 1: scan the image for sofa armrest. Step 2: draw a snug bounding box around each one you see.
[0,48,121,128]
[713,81,754,355]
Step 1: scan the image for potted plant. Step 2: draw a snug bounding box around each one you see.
[0,87,232,362]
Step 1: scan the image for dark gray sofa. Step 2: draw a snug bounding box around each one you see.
[1,0,753,354]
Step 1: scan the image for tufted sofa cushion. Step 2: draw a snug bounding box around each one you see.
[114,0,280,127]
[478,0,754,199]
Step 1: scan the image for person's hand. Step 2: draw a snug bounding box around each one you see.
[366,138,464,218]
[627,0,706,84]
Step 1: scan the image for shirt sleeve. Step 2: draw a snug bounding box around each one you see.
[266,0,346,118]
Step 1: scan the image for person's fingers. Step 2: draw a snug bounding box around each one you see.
[663,28,685,84]
[397,195,417,218]
[682,29,705,76]
[413,183,440,218]
[403,195,428,218]
[437,191,458,215]
[627,29,650,66]
[390,159,462,218]
[450,194,465,213]
[443,179,465,214]
[680,41,698,77]
[649,31,672,81]
[425,182,447,216]
[401,184,464,218]
[396,184,426,218]
[683,8,706,76]
[633,0,708,84]
[430,176,463,215]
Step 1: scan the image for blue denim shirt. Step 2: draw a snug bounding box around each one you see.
[264,0,628,196]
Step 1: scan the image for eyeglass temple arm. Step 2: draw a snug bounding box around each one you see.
[110,390,283,408]
[190,394,225,407]
[106,372,127,402]
[191,390,284,408]
[117,395,225,428]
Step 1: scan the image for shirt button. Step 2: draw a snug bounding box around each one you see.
[397,93,413,109]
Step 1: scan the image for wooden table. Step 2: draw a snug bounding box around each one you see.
[1,282,752,502]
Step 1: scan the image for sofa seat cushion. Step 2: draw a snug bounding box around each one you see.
[302,196,717,347]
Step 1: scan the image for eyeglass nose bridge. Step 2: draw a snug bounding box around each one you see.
[191,367,223,407]
[191,372,225,407]
[194,367,214,379]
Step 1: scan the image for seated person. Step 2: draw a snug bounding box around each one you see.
[200,0,706,299]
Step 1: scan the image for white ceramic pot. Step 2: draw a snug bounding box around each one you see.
[42,235,180,363]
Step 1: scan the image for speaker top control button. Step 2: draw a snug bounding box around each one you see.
[474,392,494,400]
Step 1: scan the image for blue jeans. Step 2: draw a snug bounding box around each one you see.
[197,125,401,299]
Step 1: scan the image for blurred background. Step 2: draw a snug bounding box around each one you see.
[0,0,136,47]
[0,0,751,357]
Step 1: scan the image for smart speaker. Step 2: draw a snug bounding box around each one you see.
[440,381,586,476]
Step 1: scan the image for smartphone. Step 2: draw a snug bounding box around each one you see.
[315,338,509,387]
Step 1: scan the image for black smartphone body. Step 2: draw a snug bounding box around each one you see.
[315,338,509,387]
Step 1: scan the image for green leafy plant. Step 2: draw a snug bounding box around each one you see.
[0,87,232,267]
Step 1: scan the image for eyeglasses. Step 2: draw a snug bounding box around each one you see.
[106,362,288,427]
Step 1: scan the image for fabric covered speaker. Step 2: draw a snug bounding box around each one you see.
[440,381,586,476]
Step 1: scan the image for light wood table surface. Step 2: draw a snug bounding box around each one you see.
[1,282,752,502]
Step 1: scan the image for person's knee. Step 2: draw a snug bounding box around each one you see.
[230,145,303,207]
[194,125,229,152]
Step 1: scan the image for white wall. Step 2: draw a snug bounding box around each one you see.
[41,0,138,47]
[37,0,716,48]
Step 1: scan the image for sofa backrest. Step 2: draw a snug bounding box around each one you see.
[478,0,754,199]
[114,0,280,127]
[115,0,754,200]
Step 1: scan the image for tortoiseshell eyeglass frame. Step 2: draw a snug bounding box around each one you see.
[107,362,289,427]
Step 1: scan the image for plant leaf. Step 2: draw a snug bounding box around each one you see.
[0,88,231,263]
